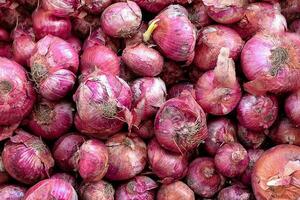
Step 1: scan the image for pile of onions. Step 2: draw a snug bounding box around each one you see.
[157,181,195,200]
[237,125,266,149]
[217,184,252,200]
[0,184,26,200]
[80,180,114,200]
[188,0,212,29]
[285,90,300,126]
[41,0,80,17]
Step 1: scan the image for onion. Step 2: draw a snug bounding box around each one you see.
[252,144,300,199]
[80,180,114,200]
[73,74,132,138]
[285,90,300,126]
[204,118,237,156]
[194,25,244,71]
[133,119,154,139]
[154,91,207,154]
[101,1,142,38]
[72,14,100,39]
[157,181,195,200]
[188,0,213,29]
[131,77,166,126]
[290,19,300,34]
[0,156,10,184]
[237,94,278,131]
[214,142,249,177]
[30,35,79,101]
[66,35,82,53]
[119,61,137,82]
[41,0,80,17]
[2,129,54,184]
[0,28,9,41]
[0,42,12,58]
[83,0,112,14]
[217,184,252,200]
[0,185,26,200]
[186,157,225,198]
[168,82,195,99]
[26,98,74,140]
[133,0,171,13]
[124,22,148,47]
[105,133,147,181]
[237,124,266,149]
[24,179,78,200]
[115,176,157,200]
[50,173,77,188]
[148,138,188,184]
[160,61,186,86]
[195,47,242,115]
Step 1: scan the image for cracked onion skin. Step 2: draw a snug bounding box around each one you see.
[80,180,114,200]
[157,181,195,200]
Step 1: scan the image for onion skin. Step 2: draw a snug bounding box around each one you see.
[24,179,78,200]
[133,0,172,13]
[133,119,154,139]
[51,173,77,188]
[66,36,82,53]
[168,83,195,99]
[160,61,186,86]
[285,90,300,126]
[80,180,114,200]
[12,31,35,66]
[290,19,300,34]
[237,124,266,149]
[186,157,225,198]
[2,130,54,184]
[0,42,12,58]
[188,0,212,29]
[41,0,80,17]
[83,0,112,14]
[218,184,252,200]
[72,14,100,39]
[148,138,188,184]
[105,133,147,181]
[100,1,142,38]
[214,142,249,178]
[0,185,27,200]
[0,28,9,41]
[157,181,195,200]
[115,176,157,200]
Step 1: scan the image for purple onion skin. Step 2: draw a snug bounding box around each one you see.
[115,176,158,200]
[71,14,100,39]
[157,181,195,200]
[237,124,266,149]
[0,27,9,41]
[41,0,80,17]
[186,157,225,198]
[160,61,186,86]
[133,0,172,13]
[218,184,252,200]
[0,184,27,200]
[83,0,112,14]
[66,36,82,53]
[50,173,77,189]
[168,83,195,99]
[0,156,10,184]
[80,180,114,200]
[285,90,300,126]
[188,0,213,29]
[133,119,155,139]
[214,143,249,178]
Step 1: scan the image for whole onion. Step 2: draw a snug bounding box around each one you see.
[218,184,252,200]
[290,19,300,34]
[186,157,225,198]
[105,133,147,181]
[72,14,100,39]
[193,25,244,71]
[214,142,249,177]
[26,98,74,140]
[0,185,26,200]
[168,82,195,99]
[195,48,242,115]
[160,60,186,86]
[154,92,207,154]
[0,42,12,58]
[83,0,112,14]
[285,90,300,126]
[237,124,266,149]
[115,176,157,200]
[157,181,195,200]
[188,0,212,29]
[74,74,132,138]
[2,130,54,184]
[133,119,154,139]
[204,118,237,156]
[133,0,172,13]
[80,180,114,200]
[0,156,10,184]
[41,0,80,17]
[24,179,78,200]
[0,27,9,41]
[66,35,82,53]
[148,138,189,183]
[51,173,77,188]
[237,94,278,131]
[100,1,142,38]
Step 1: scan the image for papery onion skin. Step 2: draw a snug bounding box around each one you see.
[133,0,172,13]
[80,180,114,200]
[105,133,147,181]
[0,28,9,41]
[133,119,154,139]
[285,90,300,126]
[214,142,249,178]
[186,157,225,198]
[160,61,186,86]
[41,0,80,17]
[115,176,157,200]
[0,156,10,184]
[0,184,27,200]
[157,181,195,200]
[83,0,112,14]
[100,1,142,38]
[2,130,54,184]
[290,19,300,34]
[237,124,266,149]
[51,173,77,188]
[148,138,188,184]
[24,179,78,200]
[218,184,252,200]
[188,0,213,29]
[168,82,195,99]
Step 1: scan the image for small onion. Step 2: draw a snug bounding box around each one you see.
[50,173,77,188]
[160,60,186,86]
[41,0,80,17]
[133,119,155,139]
[133,0,172,13]
[188,0,213,29]
[168,82,195,99]
[157,181,195,200]
[80,180,114,200]
[285,90,300,126]
[83,0,112,14]
[290,19,300,34]
[0,185,26,200]
[218,184,252,200]
[237,124,266,149]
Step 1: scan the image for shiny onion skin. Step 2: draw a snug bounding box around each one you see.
[83,0,112,14]
[285,90,300,126]
[133,119,154,139]
[144,5,197,63]
[100,1,142,38]
[194,25,244,71]
[217,184,252,200]
[133,0,172,13]
[80,180,114,200]
[2,130,54,184]
[154,92,207,154]
[41,0,80,17]
[0,184,26,200]
[26,99,74,140]
[105,133,147,181]
[24,179,78,200]
[252,145,300,200]
[237,124,266,149]
[115,176,157,200]
[160,60,186,86]
[0,156,10,184]
[290,19,300,34]
[157,181,195,200]
[188,0,213,29]
[73,74,132,138]
[50,173,77,188]
[168,82,195,99]
[186,157,225,198]
[148,138,188,184]
[237,94,278,131]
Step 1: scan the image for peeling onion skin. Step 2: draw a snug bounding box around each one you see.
[83,0,113,14]
[0,184,27,200]
[252,145,300,200]
[80,180,114,200]
[217,184,252,200]
[188,0,213,29]
[237,124,266,149]
[50,173,77,189]
[186,157,225,198]
[290,19,300,34]
[2,130,55,185]
[168,82,195,99]
[148,138,188,184]
[157,181,195,200]
[285,90,300,127]
[41,0,80,17]
[133,119,155,139]
[105,133,147,181]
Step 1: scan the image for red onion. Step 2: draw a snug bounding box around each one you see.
[195,48,242,115]
[168,82,195,99]
[50,173,77,188]
[0,27,9,41]
[0,156,10,184]
[237,124,266,149]
[41,0,80,17]
[148,138,188,183]
[32,9,71,40]
[133,0,172,13]
[131,77,166,126]
[74,74,132,138]
[133,119,154,139]
[154,92,207,154]
[72,14,100,39]
[204,118,237,156]
[237,94,278,131]
[80,44,120,76]
[101,1,142,38]
[194,25,244,71]
[0,185,26,200]
[290,19,300,34]
[0,42,12,58]
[144,5,197,63]
[30,35,79,101]
[218,184,252,200]
[105,133,147,181]
[115,176,157,200]
[186,157,225,198]
[66,35,82,53]
[252,144,300,199]
[80,180,114,200]
[214,142,249,177]
[285,90,300,126]
[157,181,195,200]
[160,61,186,86]
[83,0,112,14]
[125,22,148,47]
[188,0,213,29]
[2,129,54,184]
[24,179,77,200]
